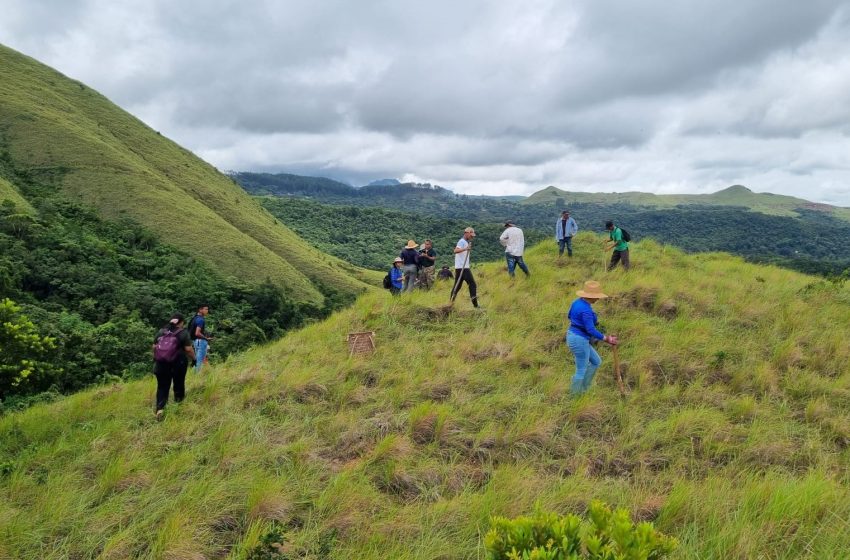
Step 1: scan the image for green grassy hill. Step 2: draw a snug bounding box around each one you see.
[525,185,850,221]
[0,45,378,305]
[3,236,850,558]
[0,176,32,213]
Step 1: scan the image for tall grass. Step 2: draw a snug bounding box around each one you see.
[2,234,850,558]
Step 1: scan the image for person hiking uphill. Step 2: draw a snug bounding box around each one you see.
[500,221,530,277]
[188,304,211,373]
[604,220,630,271]
[566,281,618,395]
[152,313,195,420]
[450,227,479,308]
[399,240,421,292]
[556,210,578,258]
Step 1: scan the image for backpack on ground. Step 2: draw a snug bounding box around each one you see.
[619,228,632,242]
[154,329,184,363]
[382,273,392,289]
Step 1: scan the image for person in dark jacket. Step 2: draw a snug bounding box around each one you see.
[399,240,421,292]
[152,313,195,420]
[566,281,618,395]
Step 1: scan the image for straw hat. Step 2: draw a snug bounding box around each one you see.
[405,240,418,249]
[576,280,608,299]
[463,227,476,236]
[393,257,403,263]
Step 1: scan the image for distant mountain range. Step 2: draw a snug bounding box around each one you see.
[233,171,850,276]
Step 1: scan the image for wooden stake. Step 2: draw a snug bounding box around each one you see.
[613,345,626,397]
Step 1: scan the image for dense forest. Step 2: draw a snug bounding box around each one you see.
[237,173,850,277]
[258,197,545,270]
[0,192,352,409]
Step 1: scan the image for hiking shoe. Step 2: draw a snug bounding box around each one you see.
[155,410,164,422]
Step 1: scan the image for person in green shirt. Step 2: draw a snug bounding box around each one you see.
[604,220,630,271]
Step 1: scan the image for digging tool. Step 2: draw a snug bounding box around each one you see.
[443,240,472,312]
[612,344,626,397]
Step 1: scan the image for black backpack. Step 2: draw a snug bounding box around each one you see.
[382,273,392,289]
[619,228,632,242]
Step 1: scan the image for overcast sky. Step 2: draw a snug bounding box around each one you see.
[3,1,850,203]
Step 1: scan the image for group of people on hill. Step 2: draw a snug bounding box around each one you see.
[151,212,633,417]
[150,304,212,419]
[385,211,631,394]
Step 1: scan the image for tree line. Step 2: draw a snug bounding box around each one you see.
[0,197,350,409]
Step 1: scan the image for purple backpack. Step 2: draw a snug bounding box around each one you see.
[154,329,184,362]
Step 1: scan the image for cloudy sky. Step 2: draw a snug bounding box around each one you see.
[3,1,850,203]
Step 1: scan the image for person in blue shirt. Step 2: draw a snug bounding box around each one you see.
[555,210,578,258]
[566,281,618,395]
[389,257,404,296]
[187,304,211,373]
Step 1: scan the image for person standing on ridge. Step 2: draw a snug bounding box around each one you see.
[556,210,578,258]
[450,227,479,308]
[604,220,630,271]
[500,221,530,278]
[188,304,211,373]
[399,240,421,292]
[417,239,437,290]
[566,281,618,395]
[152,312,195,420]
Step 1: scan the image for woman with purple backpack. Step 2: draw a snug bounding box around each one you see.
[152,312,195,420]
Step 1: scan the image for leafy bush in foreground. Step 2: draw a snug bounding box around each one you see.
[485,501,677,560]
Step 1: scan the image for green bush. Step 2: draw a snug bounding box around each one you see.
[484,501,677,560]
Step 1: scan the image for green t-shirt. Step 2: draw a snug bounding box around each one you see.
[610,228,629,251]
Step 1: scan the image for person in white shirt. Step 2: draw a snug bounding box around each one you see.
[499,221,530,277]
[450,227,479,308]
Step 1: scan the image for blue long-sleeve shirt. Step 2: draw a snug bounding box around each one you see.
[567,298,604,340]
[390,266,404,289]
[555,216,578,240]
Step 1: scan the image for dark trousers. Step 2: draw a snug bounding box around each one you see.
[154,357,188,411]
[558,236,573,256]
[451,268,478,307]
[608,249,630,271]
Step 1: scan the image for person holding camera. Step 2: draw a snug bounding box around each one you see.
[417,239,437,290]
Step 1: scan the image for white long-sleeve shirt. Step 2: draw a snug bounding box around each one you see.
[499,226,525,256]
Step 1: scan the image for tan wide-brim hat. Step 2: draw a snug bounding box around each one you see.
[405,240,418,249]
[463,227,476,236]
[576,280,608,299]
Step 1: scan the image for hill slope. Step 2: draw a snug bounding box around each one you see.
[524,184,850,221]
[3,237,850,558]
[0,176,32,213]
[0,45,377,304]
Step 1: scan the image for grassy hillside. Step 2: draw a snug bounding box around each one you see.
[524,185,850,221]
[3,236,850,558]
[0,176,32,213]
[0,45,378,305]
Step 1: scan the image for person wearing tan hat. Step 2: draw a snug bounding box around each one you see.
[388,256,404,295]
[450,227,479,307]
[566,280,618,395]
[399,240,421,292]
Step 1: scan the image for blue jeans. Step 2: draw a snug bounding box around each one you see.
[567,332,601,394]
[558,237,573,256]
[193,339,208,372]
[505,253,529,277]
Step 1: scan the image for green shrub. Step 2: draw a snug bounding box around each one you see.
[484,501,677,560]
